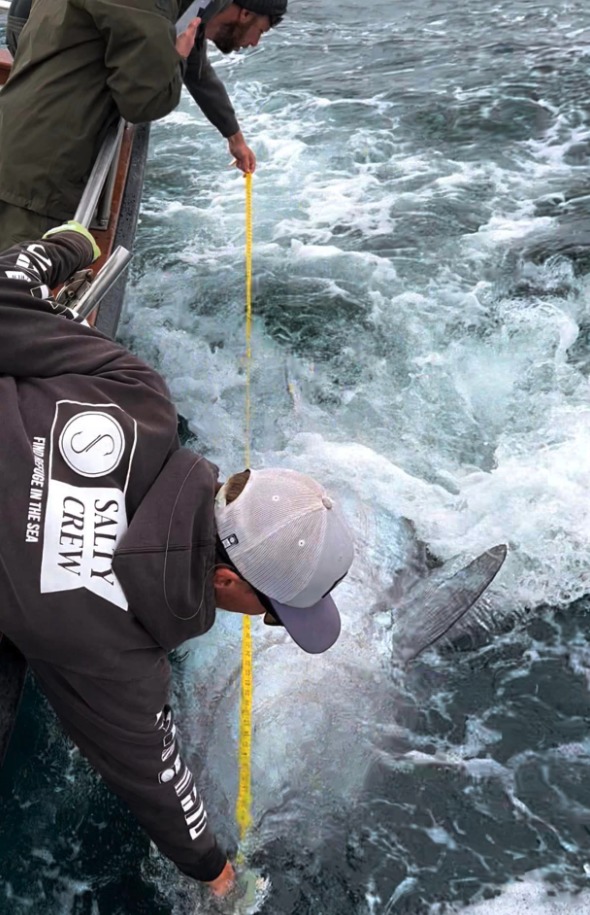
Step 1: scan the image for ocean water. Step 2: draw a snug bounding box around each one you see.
[1,0,590,912]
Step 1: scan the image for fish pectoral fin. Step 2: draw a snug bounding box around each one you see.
[392,544,508,663]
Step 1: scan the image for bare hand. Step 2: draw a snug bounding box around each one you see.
[228,132,256,174]
[206,859,236,897]
[176,17,200,59]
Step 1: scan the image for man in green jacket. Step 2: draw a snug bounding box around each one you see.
[0,0,286,248]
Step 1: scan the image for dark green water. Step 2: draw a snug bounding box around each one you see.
[1,0,590,912]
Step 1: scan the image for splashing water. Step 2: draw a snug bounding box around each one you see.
[2,0,590,912]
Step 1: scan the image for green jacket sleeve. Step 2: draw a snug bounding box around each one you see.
[74,0,185,124]
[184,40,240,138]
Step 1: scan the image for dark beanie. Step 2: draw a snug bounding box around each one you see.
[237,0,287,16]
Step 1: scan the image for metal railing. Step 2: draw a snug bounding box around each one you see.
[73,246,132,321]
[74,119,125,230]
[70,119,133,322]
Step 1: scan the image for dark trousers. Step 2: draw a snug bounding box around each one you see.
[0,200,58,251]
[2,8,59,251]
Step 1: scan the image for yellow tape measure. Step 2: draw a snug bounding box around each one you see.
[236,172,254,847]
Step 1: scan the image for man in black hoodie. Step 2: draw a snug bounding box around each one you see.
[0,224,354,897]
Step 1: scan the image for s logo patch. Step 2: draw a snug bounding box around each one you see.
[59,411,125,478]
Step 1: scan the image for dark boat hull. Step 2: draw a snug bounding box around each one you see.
[0,637,26,765]
[94,122,150,338]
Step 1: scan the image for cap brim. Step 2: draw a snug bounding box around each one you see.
[268,593,341,654]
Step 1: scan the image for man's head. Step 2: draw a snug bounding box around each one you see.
[213,468,354,653]
[205,0,287,54]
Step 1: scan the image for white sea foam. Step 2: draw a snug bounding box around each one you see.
[443,871,590,914]
[115,6,590,913]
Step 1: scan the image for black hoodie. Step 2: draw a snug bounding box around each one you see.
[0,232,227,881]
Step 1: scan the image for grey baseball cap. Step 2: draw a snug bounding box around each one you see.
[215,468,354,653]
